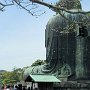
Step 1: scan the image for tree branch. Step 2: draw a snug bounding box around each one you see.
[0,0,90,15]
[0,1,14,11]
[13,0,34,15]
[30,0,90,15]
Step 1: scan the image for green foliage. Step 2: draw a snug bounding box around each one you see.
[87,13,90,16]
[0,68,23,85]
[0,59,45,85]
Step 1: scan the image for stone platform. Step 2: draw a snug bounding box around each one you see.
[54,81,90,90]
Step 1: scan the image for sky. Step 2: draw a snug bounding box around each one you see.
[0,0,90,71]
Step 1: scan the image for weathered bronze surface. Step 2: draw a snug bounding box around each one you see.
[24,0,90,80]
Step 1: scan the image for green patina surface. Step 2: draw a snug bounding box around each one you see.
[29,75,61,82]
[24,0,90,81]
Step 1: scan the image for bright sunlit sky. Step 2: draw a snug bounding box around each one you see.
[0,0,90,71]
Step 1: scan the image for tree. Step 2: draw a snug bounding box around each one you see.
[0,68,23,85]
[0,0,90,29]
[0,0,90,15]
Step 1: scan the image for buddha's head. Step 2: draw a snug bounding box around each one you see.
[56,0,82,10]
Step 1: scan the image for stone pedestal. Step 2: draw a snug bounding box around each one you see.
[54,81,90,90]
